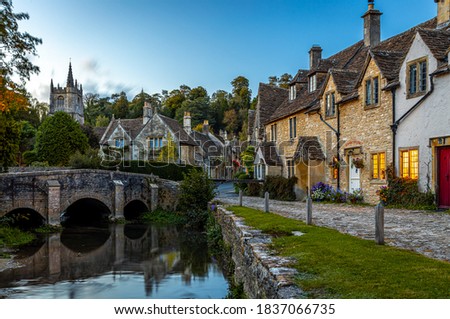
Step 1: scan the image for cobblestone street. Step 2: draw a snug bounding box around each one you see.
[216,195,450,262]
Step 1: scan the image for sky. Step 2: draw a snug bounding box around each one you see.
[13,0,437,103]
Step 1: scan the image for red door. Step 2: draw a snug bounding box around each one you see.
[438,147,450,208]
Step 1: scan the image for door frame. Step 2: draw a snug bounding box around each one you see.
[437,146,450,208]
[348,155,361,193]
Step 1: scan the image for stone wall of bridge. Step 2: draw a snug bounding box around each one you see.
[0,169,180,225]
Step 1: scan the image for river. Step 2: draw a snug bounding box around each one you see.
[0,224,229,298]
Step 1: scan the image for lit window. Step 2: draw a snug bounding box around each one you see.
[400,149,419,179]
[407,59,427,97]
[365,77,379,106]
[289,117,297,139]
[372,152,386,180]
[325,92,336,117]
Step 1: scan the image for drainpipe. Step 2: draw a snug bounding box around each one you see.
[390,88,397,178]
[391,73,436,177]
[319,112,341,190]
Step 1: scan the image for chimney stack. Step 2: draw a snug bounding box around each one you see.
[183,112,192,134]
[362,0,382,47]
[202,120,209,134]
[435,0,450,29]
[143,101,153,124]
[309,45,322,69]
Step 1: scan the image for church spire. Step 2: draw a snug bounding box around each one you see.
[66,61,74,87]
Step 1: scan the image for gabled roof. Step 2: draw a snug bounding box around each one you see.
[417,28,450,63]
[290,69,308,84]
[265,18,446,122]
[158,114,198,146]
[329,69,361,95]
[293,136,326,163]
[255,82,288,132]
[256,141,282,166]
[191,130,224,157]
[99,118,141,144]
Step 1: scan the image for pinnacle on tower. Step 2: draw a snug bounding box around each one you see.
[66,61,74,87]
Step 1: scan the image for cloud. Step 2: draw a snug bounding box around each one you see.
[82,58,100,74]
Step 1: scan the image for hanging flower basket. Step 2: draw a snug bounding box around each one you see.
[329,157,340,169]
[352,157,365,169]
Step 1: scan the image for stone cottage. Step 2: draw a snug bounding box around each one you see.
[250,0,450,204]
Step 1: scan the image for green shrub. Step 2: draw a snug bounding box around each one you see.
[68,148,102,169]
[246,182,263,197]
[113,161,200,181]
[262,176,298,201]
[178,169,216,213]
[378,177,435,209]
[23,150,38,166]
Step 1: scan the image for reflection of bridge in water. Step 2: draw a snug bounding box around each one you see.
[0,224,212,297]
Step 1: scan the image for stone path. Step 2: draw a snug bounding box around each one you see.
[216,195,450,262]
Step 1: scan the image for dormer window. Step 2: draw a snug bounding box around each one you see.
[407,58,427,98]
[325,92,336,117]
[115,138,124,148]
[309,74,317,92]
[289,85,296,100]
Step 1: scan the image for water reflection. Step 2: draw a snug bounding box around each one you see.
[0,224,228,299]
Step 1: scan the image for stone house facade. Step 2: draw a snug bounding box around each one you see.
[251,0,450,204]
[394,27,450,208]
[99,103,230,179]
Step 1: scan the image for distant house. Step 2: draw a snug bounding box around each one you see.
[99,103,230,179]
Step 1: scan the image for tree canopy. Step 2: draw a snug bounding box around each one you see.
[35,112,89,166]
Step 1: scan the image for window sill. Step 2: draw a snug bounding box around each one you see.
[325,115,336,120]
[364,104,379,110]
[370,179,387,185]
[406,91,426,99]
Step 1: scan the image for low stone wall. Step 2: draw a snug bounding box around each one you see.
[214,206,304,299]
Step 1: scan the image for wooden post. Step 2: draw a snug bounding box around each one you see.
[375,202,385,245]
[264,191,269,213]
[306,196,313,225]
[239,190,243,206]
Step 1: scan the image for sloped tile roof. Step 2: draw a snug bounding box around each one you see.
[256,82,288,132]
[290,69,308,84]
[258,141,282,166]
[330,69,361,94]
[158,114,198,146]
[191,131,224,157]
[293,136,326,162]
[417,28,450,62]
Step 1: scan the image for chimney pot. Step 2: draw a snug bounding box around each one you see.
[362,0,382,47]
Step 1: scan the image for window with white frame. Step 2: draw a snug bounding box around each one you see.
[309,74,317,92]
[289,85,296,100]
[148,137,163,150]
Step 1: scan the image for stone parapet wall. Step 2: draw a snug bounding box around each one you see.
[214,206,303,299]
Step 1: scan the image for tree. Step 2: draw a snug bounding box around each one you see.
[0,0,42,88]
[95,114,110,127]
[267,73,292,89]
[111,91,129,119]
[0,112,21,170]
[158,133,178,163]
[35,112,89,166]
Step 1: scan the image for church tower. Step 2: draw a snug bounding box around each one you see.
[49,62,85,124]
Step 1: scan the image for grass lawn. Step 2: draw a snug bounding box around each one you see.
[228,206,450,299]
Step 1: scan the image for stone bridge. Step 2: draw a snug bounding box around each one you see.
[0,169,179,225]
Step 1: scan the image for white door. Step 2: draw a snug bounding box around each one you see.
[348,155,361,193]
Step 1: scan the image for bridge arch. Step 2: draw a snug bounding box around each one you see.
[124,199,149,220]
[3,207,46,229]
[62,197,111,226]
